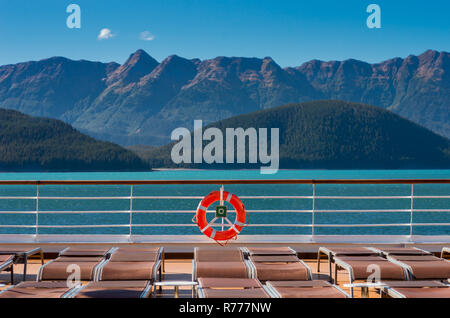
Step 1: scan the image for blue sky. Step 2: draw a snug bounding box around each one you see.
[0,0,449,67]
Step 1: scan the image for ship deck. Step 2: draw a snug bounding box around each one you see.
[0,243,448,299]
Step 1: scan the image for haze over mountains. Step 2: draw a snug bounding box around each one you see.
[0,49,448,145]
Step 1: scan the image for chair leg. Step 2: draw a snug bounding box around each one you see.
[349,275,354,298]
[329,258,333,283]
[334,264,338,284]
[316,252,321,273]
[40,251,44,265]
[10,265,14,284]
[22,257,28,281]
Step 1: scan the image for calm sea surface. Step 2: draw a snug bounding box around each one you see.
[0,170,449,236]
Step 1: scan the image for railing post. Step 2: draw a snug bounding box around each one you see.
[129,185,133,241]
[35,183,39,240]
[220,184,224,232]
[409,184,414,240]
[312,183,315,239]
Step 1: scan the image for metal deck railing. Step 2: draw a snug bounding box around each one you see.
[0,179,449,244]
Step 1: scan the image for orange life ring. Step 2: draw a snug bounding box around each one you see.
[196,190,246,241]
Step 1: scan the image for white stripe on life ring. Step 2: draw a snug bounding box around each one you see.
[226,193,232,202]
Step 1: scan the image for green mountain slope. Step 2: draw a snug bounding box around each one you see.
[0,108,150,171]
[137,100,450,169]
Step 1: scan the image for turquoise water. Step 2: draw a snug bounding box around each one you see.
[0,170,449,236]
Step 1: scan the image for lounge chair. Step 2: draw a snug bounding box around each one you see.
[265,280,349,298]
[368,247,431,257]
[334,255,408,297]
[441,247,450,259]
[0,281,80,298]
[192,247,251,280]
[37,247,114,281]
[317,246,379,282]
[244,247,312,282]
[379,280,450,298]
[386,254,450,280]
[69,280,153,298]
[58,247,113,257]
[0,247,44,281]
[197,277,271,298]
[0,254,14,283]
[96,247,163,282]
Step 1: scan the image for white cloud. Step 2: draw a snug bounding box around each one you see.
[140,31,155,41]
[98,28,115,40]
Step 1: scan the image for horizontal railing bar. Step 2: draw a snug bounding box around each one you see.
[314,223,450,227]
[37,196,131,200]
[315,209,411,213]
[1,195,449,200]
[129,210,314,214]
[131,224,197,227]
[413,196,450,199]
[239,224,313,227]
[231,196,313,199]
[411,223,450,226]
[36,210,131,214]
[133,209,314,213]
[121,223,450,228]
[313,223,411,227]
[2,223,449,229]
[413,209,450,212]
[0,211,36,214]
[36,224,129,228]
[315,196,449,199]
[316,196,412,199]
[134,196,314,199]
[2,209,450,215]
[0,197,37,200]
[133,196,203,199]
[314,209,450,213]
[0,179,449,185]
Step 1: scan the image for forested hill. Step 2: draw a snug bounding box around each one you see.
[137,100,450,169]
[0,108,150,171]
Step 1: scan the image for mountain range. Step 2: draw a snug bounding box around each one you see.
[0,49,448,145]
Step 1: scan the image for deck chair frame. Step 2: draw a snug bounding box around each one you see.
[0,248,44,281]
[0,281,82,298]
[192,247,251,281]
[385,254,450,281]
[94,247,163,282]
[36,247,115,282]
[441,247,450,259]
[316,247,380,283]
[245,257,313,281]
[264,281,350,298]
[0,256,14,284]
[334,257,409,298]
[68,281,153,298]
